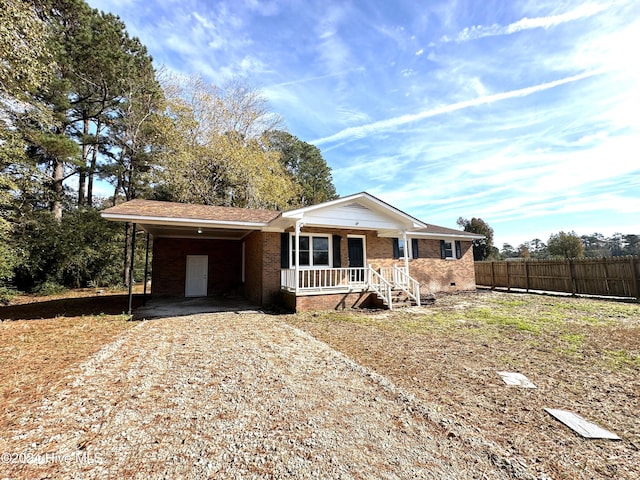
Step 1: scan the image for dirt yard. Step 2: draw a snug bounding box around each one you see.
[0,289,638,479]
[289,291,640,480]
[0,288,143,435]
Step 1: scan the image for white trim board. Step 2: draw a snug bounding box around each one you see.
[497,371,537,388]
[545,408,621,440]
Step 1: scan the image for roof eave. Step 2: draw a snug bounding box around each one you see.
[406,231,485,240]
[100,212,272,230]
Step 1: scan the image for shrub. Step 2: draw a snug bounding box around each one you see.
[33,281,66,296]
[0,286,16,305]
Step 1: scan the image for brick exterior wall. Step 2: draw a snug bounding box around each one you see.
[288,227,476,294]
[244,231,281,306]
[243,232,263,304]
[153,227,476,308]
[368,237,477,293]
[262,232,282,305]
[152,237,242,297]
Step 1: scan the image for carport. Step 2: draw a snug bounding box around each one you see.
[132,296,264,319]
[101,199,282,314]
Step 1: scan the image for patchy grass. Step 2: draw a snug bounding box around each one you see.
[0,290,141,433]
[287,291,640,480]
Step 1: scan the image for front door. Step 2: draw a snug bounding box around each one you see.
[348,237,365,283]
[185,255,208,297]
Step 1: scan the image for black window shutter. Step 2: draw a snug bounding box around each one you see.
[280,232,289,268]
[455,240,462,259]
[392,238,400,259]
[440,240,446,259]
[411,238,419,259]
[332,235,341,268]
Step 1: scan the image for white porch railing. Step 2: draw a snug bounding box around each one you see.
[379,266,421,306]
[280,267,368,291]
[380,266,406,286]
[281,265,420,308]
[391,265,421,306]
[368,267,394,309]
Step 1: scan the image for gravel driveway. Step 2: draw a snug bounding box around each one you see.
[4,312,535,479]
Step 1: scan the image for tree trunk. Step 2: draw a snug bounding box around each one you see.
[78,117,90,206]
[87,118,102,207]
[52,156,64,222]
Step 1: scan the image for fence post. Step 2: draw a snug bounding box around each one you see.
[490,261,495,290]
[506,261,511,292]
[525,260,530,292]
[567,259,577,296]
[602,257,610,296]
[630,256,639,299]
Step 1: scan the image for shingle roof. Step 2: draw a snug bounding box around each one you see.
[102,199,282,224]
[101,197,483,239]
[416,224,481,237]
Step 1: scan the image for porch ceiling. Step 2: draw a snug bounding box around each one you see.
[140,223,255,240]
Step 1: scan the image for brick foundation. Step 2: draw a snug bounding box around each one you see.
[282,291,375,312]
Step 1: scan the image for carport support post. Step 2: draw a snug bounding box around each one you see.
[127,223,137,316]
[142,231,150,306]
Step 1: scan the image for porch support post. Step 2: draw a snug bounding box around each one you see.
[127,223,137,316]
[402,230,409,273]
[142,231,150,306]
[295,220,302,294]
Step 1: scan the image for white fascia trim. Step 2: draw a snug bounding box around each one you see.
[281,192,427,229]
[281,193,366,217]
[409,232,485,241]
[100,212,271,230]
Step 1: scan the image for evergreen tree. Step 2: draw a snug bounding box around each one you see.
[457,217,497,260]
[547,231,585,259]
[265,130,338,207]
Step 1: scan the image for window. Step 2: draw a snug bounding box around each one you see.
[393,238,419,259]
[443,241,454,259]
[313,237,329,265]
[440,240,462,259]
[291,234,331,267]
[293,235,310,265]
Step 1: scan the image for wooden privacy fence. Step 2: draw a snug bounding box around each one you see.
[475,256,640,299]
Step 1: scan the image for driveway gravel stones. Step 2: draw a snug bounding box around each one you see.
[3,313,536,479]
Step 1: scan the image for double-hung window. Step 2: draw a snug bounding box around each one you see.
[443,241,454,259]
[440,240,462,259]
[291,234,331,267]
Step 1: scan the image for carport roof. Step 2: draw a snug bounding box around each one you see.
[102,199,281,224]
[101,199,283,240]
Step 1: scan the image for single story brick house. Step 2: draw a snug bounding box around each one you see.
[101,192,483,312]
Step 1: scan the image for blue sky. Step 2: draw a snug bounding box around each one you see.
[87,0,640,248]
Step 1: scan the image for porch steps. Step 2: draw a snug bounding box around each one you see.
[375,289,417,308]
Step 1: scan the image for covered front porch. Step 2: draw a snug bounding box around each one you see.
[280,265,421,309]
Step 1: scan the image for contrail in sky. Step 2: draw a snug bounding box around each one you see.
[312,69,607,146]
[441,3,610,43]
